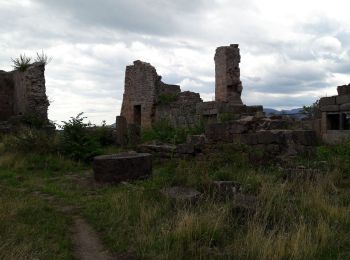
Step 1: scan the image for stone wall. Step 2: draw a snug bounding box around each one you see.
[120,60,204,129]
[317,83,350,144]
[0,71,15,121]
[155,91,202,128]
[196,101,263,123]
[203,115,316,157]
[0,63,48,122]
[13,63,49,120]
[215,44,243,104]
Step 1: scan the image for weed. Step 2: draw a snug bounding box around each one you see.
[11,54,32,71]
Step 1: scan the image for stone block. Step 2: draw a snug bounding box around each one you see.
[265,144,281,153]
[319,96,336,106]
[93,153,152,183]
[292,130,317,146]
[161,186,201,203]
[137,144,176,158]
[340,103,350,111]
[212,181,241,198]
[228,122,248,134]
[336,95,350,105]
[176,143,195,155]
[127,123,141,145]
[205,123,228,142]
[187,134,206,151]
[246,105,263,113]
[115,116,127,146]
[320,105,339,112]
[236,133,259,145]
[256,130,284,144]
[337,84,350,96]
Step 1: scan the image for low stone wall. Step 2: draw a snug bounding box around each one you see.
[322,130,350,145]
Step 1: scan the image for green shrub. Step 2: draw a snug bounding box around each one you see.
[92,121,115,146]
[141,120,204,144]
[59,113,102,161]
[158,93,178,105]
[218,113,240,123]
[316,140,350,174]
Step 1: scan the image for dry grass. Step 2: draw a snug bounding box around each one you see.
[0,141,349,259]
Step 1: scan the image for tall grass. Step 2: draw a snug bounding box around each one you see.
[0,133,350,258]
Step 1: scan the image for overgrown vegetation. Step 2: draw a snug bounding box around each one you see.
[2,113,115,162]
[11,54,32,71]
[141,119,204,144]
[11,51,52,72]
[301,100,320,119]
[0,138,349,259]
[59,113,103,161]
[1,113,350,259]
[157,93,178,105]
[35,50,52,65]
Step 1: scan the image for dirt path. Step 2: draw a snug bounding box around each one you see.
[31,190,116,260]
[71,217,115,260]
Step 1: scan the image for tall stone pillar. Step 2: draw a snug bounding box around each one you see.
[214,44,243,104]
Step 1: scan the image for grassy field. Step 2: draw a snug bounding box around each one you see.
[0,139,350,259]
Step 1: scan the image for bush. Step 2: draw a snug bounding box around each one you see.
[92,121,115,146]
[59,113,102,162]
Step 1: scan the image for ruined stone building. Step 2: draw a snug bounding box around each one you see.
[0,62,49,125]
[120,44,262,129]
[315,84,350,144]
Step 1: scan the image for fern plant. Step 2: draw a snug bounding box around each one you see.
[11,54,32,71]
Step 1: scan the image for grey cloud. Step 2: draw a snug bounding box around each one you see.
[37,0,212,36]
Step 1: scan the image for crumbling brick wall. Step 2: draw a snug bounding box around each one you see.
[121,60,162,129]
[120,60,202,129]
[215,44,243,104]
[0,62,49,122]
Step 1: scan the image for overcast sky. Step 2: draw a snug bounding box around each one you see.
[1,0,350,124]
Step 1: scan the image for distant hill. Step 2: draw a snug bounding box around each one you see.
[264,108,306,119]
